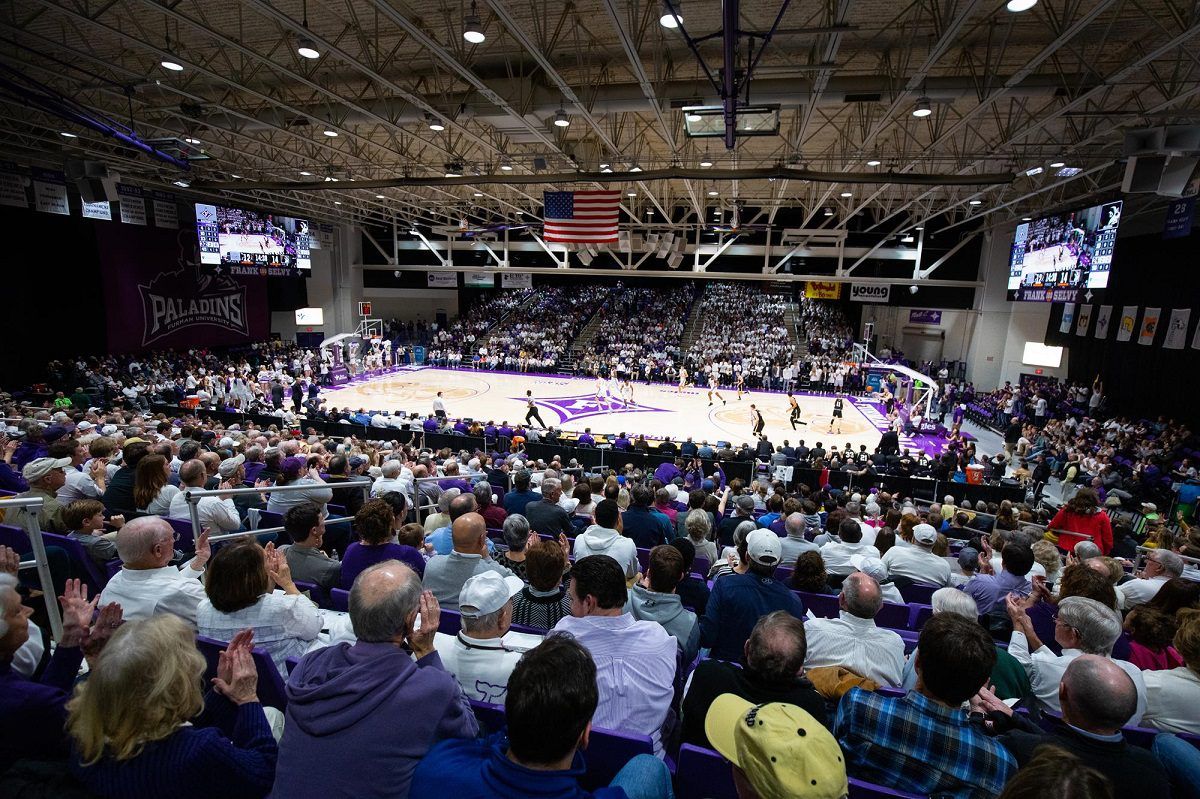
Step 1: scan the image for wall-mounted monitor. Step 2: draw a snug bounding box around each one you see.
[295,307,324,326]
[1007,200,1122,302]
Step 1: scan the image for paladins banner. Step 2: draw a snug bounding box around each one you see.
[97,223,269,353]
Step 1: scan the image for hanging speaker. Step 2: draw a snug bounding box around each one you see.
[1122,155,1166,194]
[1159,156,1200,198]
[65,159,116,204]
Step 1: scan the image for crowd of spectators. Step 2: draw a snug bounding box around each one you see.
[683,283,797,390]
[577,284,697,382]
[3,385,1200,799]
[423,290,532,368]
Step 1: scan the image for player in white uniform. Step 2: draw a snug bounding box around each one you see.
[707,367,726,407]
[677,366,689,394]
[594,374,607,408]
[606,375,622,407]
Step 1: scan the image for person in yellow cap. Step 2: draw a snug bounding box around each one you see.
[705,695,848,799]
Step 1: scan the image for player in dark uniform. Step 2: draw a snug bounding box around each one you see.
[787,392,806,430]
[524,390,546,428]
[750,404,765,439]
[829,396,844,434]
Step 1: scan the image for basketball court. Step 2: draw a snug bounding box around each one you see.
[323,366,953,456]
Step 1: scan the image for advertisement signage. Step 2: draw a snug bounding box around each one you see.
[804,281,842,300]
[849,284,890,303]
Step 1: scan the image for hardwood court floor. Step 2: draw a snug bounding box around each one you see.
[324,366,895,451]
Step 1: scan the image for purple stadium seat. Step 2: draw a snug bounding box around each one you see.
[848,778,924,798]
[292,578,329,609]
[164,517,196,552]
[874,601,910,631]
[330,587,350,612]
[439,607,462,636]
[636,547,651,572]
[0,523,31,554]
[468,698,506,734]
[579,726,654,790]
[257,510,285,531]
[908,604,934,631]
[798,591,839,618]
[897,582,938,605]
[895,629,919,654]
[774,566,793,584]
[675,744,737,799]
[42,531,110,594]
[693,557,711,577]
[195,635,289,710]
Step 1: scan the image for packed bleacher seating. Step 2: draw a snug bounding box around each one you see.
[424,289,533,367]
[4,383,1200,798]
[684,283,796,390]
[578,284,697,381]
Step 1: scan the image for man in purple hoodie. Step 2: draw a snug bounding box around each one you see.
[272,561,478,798]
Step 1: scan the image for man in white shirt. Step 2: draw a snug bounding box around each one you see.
[432,391,447,419]
[802,571,906,686]
[553,554,676,756]
[169,457,243,532]
[1121,550,1183,607]
[372,459,414,498]
[779,512,819,567]
[819,518,881,576]
[882,523,952,586]
[843,501,877,546]
[100,516,210,625]
[55,438,105,503]
[433,572,544,704]
[1006,594,1147,724]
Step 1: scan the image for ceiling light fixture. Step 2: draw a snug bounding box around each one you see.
[969,199,982,205]
[297,0,320,58]
[823,208,834,216]
[867,159,881,167]
[333,200,341,205]
[553,107,570,127]
[445,163,463,178]
[629,164,642,172]
[840,191,852,197]
[375,194,385,199]
[473,192,484,197]
[1025,166,1044,176]
[230,174,242,179]
[1049,161,1065,168]
[60,131,77,138]
[463,1,486,44]
[1022,216,1032,221]
[699,156,713,167]
[659,1,682,28]
[427,113,445,132]
[1006,0,1038,11]
[300,170,313,176]
[499,159,513,171]
[912,97,932,117]
[600,166,613,173]
[708,190,718,196]
[173,180,189,188]
[322,128,338,137]
[627,191,638,197]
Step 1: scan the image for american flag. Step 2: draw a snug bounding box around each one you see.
[542,190,621,243]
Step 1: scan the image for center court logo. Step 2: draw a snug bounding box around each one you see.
[513,393,668,425]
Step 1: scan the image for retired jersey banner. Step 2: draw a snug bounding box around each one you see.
[1139,308,1161,346]
[805,281,842,300]
[0,162,28,208]
[1075,305,1092,336]
[1059,303,1076,334]
[32,168,68,215]
[1164,309,1191,349]
[97,223,268,353]
[1116,306,1138,342]
[1093,305,1112,339]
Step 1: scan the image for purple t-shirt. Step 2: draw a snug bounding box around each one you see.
[340,542,425,589]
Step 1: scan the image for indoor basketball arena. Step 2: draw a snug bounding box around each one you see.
[2,1,1200,797]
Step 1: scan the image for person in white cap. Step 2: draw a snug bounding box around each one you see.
[803,571,907,686]
[849,554,905,605]
[700,528,806,663]
[881,522,952,587]
[5,457,73,533]
[432,571,544,703]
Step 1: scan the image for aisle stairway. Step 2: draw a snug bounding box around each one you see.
[485,289,539,335]
[678,283,709,354]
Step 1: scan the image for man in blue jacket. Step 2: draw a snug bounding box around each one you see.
[410,635,672,799]
[620,484,673,549]
[502,469,541,516]
[700,530,806,662]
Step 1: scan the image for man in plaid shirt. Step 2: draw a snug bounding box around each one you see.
[835,614,1017,798]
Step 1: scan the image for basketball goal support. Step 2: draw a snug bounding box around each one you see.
[852,343,938,420]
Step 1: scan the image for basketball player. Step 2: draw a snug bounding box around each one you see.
[707,371,726,407]
[735,372,746,400]
[750,404,765,439]
[620,378,636,406]
[678,365,689,394]
[594,372,607,409]
[607,373,622,407]
[787,391,806,430]
[524,390,546,428]
[828,395,844,434]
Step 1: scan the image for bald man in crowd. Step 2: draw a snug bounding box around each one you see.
[99,516,211,624]
[422,512,514,608]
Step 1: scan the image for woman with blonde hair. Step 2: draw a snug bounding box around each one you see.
[68,619,277,797]
[133,453,179,516]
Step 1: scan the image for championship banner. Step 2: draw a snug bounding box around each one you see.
[501,272,532,288]
[150,190,179,228]
[1075,304,1092,336]
[31,168,68,215]
[117,184,147,225]
[97,223,268,352]
[1059,303,1075,334]
[426,272,457,288]
[849,283,890,303]
[81,199,112,220]
[0,162,28,208]
[1138,308,1161,346]
[1094,305,1112,339]
[1164,309,1191,350]
[804,281,842,300]
[1116,306,1138,342]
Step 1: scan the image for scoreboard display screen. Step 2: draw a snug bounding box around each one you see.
[197,203,311,277]
[1007,200,1122,302]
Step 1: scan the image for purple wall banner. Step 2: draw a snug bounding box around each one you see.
[97,223,269,352]
[908,309,942,325]
[1163,197,1195,239]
